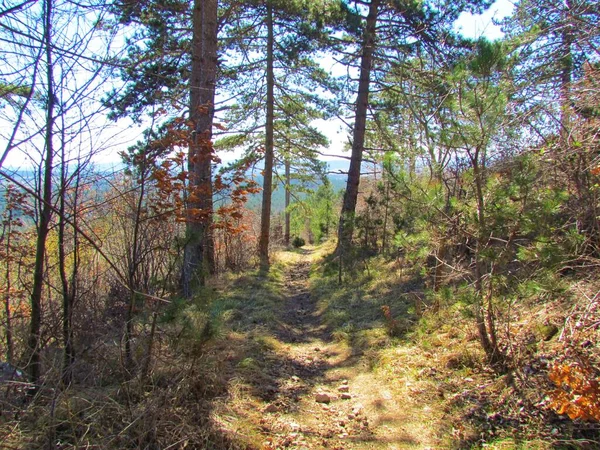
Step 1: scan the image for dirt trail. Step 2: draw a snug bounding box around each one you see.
[225,249,439,450]
[274,257,329,344]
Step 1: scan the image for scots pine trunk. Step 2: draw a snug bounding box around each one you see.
[472,153,504,368]
[284,158,291,247]
[559,0,573,145]
[337,0,380,253]
[183,0,217,296]
[259,1,275,271]
[29,0,55,389]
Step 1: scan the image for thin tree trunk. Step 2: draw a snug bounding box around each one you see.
[28,0,55,390]
[472,155,504,368]
[259,1,275,271]
[284,158,291,247]
[125,166,147,375]
[337,0,380,253]
[486,275,499,352]
[433,245,446,293]
[381,178,390,256]
[141,309,158,381]
[58,162,79,384]
[183,0,217,296]
[5,211,13,364]
[559,0,573,145]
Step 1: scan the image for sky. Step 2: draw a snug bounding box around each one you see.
[315,0,516,163]
[454,0,515,41]
[0,0,516,171]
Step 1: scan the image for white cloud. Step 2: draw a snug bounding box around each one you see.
[454,0,515,41]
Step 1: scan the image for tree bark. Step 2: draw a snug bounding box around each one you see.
[28,0,55,390]
[183,0,217,296]
[4,210,14,364]
[381,178,390,255]
[59,163,79,385]
[259,1,275,271]
[337,0,380,253]
[284,158,291,247]
[124,166,147,375]
[472,152,504,368]
[559,0,573,145]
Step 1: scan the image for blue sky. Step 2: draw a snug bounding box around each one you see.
[317,0,516,163]
[1,0,516,170]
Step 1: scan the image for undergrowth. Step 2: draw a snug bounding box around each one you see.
[0,262,290,449]
[2,244,598,449]
[313,240,600,449]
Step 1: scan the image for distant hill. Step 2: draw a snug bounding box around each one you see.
[218,158,350,212]
[323,158,350,174]
[240,171,347,213]
[1,159,352,214]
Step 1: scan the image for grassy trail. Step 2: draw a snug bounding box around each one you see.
[210,246,443,449]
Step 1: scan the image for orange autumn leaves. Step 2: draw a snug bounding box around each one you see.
[150,148,260,234]
[548,361,600,422]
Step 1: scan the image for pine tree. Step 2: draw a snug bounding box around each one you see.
[218,0,336,269]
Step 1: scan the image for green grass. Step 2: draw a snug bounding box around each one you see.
[311,252,419,350]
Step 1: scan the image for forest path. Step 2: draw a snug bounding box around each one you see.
[213,247,440,449]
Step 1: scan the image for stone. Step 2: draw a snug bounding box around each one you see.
[341,393,352,400]
[263,403,278,413]
[315,393,332,403]
[338,385,349,392]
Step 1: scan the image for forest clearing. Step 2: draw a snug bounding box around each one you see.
[1,0,600,448]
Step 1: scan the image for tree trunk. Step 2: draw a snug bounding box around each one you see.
[28,0,55,390]
[59,163,79,385]
[284,158,291,246]
[125,164,148,375]
[141,309,158,381]
[381,178,390,255]
[472,155,504,368]
[183,0,218,296]
[559,0,573,145]
[337,0,379,253]
[4,211,14,364]
[259,1,275,271]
